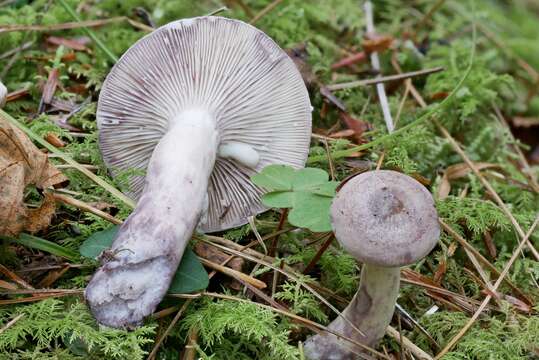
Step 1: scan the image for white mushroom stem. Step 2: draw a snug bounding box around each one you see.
[0,81,7,108]
[85,109,218,328]
[304,264,400,359]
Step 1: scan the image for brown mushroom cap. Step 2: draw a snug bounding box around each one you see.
[330,170,439,267]
[97,16,311,233]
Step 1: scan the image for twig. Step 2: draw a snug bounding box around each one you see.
[435,121,539,261]
[327,67,444,91]
[50,192,123,225]
[249,0,284,25]
[146,300,191,360]
[491,104,539,193]
[198,257,266,289]
[0,314,24,335]
[387,326,433,360]
[0,17,129,34]
[440,219,533,305]
[434,215,539,358]
[0,264,34,290]
[302,234,334,275]
[364,1,394,132]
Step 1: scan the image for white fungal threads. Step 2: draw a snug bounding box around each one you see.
[218,142,260,168]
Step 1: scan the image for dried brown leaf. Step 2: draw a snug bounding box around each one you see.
[438,162,499,199]
[0,117,67,236]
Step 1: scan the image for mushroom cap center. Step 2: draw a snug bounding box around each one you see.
[330,170,440,267]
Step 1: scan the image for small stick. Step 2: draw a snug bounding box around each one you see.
[387,326,433,360]
[0,314,24,335]
[0,264,33,290]
[249,0,284,25]
[364,1,394,133]
[50,192,122,225]
[303,234,334,275]
[146,300,192,360]
[198,257,266,289]
[327,67,444,91]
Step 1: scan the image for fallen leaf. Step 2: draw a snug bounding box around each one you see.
[362,34,393,53]
[46,36,89,52]
[45,133,66,148]
[339,111,370,143]
[331,51,367,69]
[0,116,67,236]
[438,162,499,199]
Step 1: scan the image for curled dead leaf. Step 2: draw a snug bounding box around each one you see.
[0,116,67,236]
[362,34,393,54]
[438,162,499,200]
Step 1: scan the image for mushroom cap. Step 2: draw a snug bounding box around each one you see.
[97,16,312,232]
[330,170,439,267]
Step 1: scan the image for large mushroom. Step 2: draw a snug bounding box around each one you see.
[304,170,439,359]
[85,16,312,329]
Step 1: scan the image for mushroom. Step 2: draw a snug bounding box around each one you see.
[303,170,439,359]
[0,81,7,108]
[85,16,311,329]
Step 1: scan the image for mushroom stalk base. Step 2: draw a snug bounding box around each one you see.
[304,264,400,359]
[85,109,218,329]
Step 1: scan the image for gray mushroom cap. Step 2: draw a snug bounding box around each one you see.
[97,16,312,232]
[330,170,440,267]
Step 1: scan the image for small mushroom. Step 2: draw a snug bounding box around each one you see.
[304,170,439,359]
[85,16,312,329]
[0,81,7,108]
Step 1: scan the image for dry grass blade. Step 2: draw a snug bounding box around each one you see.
[198,257,266,289]
[434,215,539,358]
[50,191,122,225]
[146,300,192,360]
[249,0,284,25]
[0,17,128,33]
[440,219,533,305]
[0,314,24,335]
[326,67,444,91]
[435,120,539,261]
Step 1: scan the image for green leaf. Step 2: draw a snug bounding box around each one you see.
[1,233,79,262]
[288,195,334,232]
[79,226,117,258]
[80,226,209,294]
[168,249,209,293]
[252,165,339,232]
[250,164,296,191]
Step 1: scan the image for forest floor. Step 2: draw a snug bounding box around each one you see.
[1,0,539,359]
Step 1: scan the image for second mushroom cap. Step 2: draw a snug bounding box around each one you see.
[330,170,440,267]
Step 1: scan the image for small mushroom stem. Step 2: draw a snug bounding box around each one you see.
[85,109,218,328]
[304,264,400,359]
